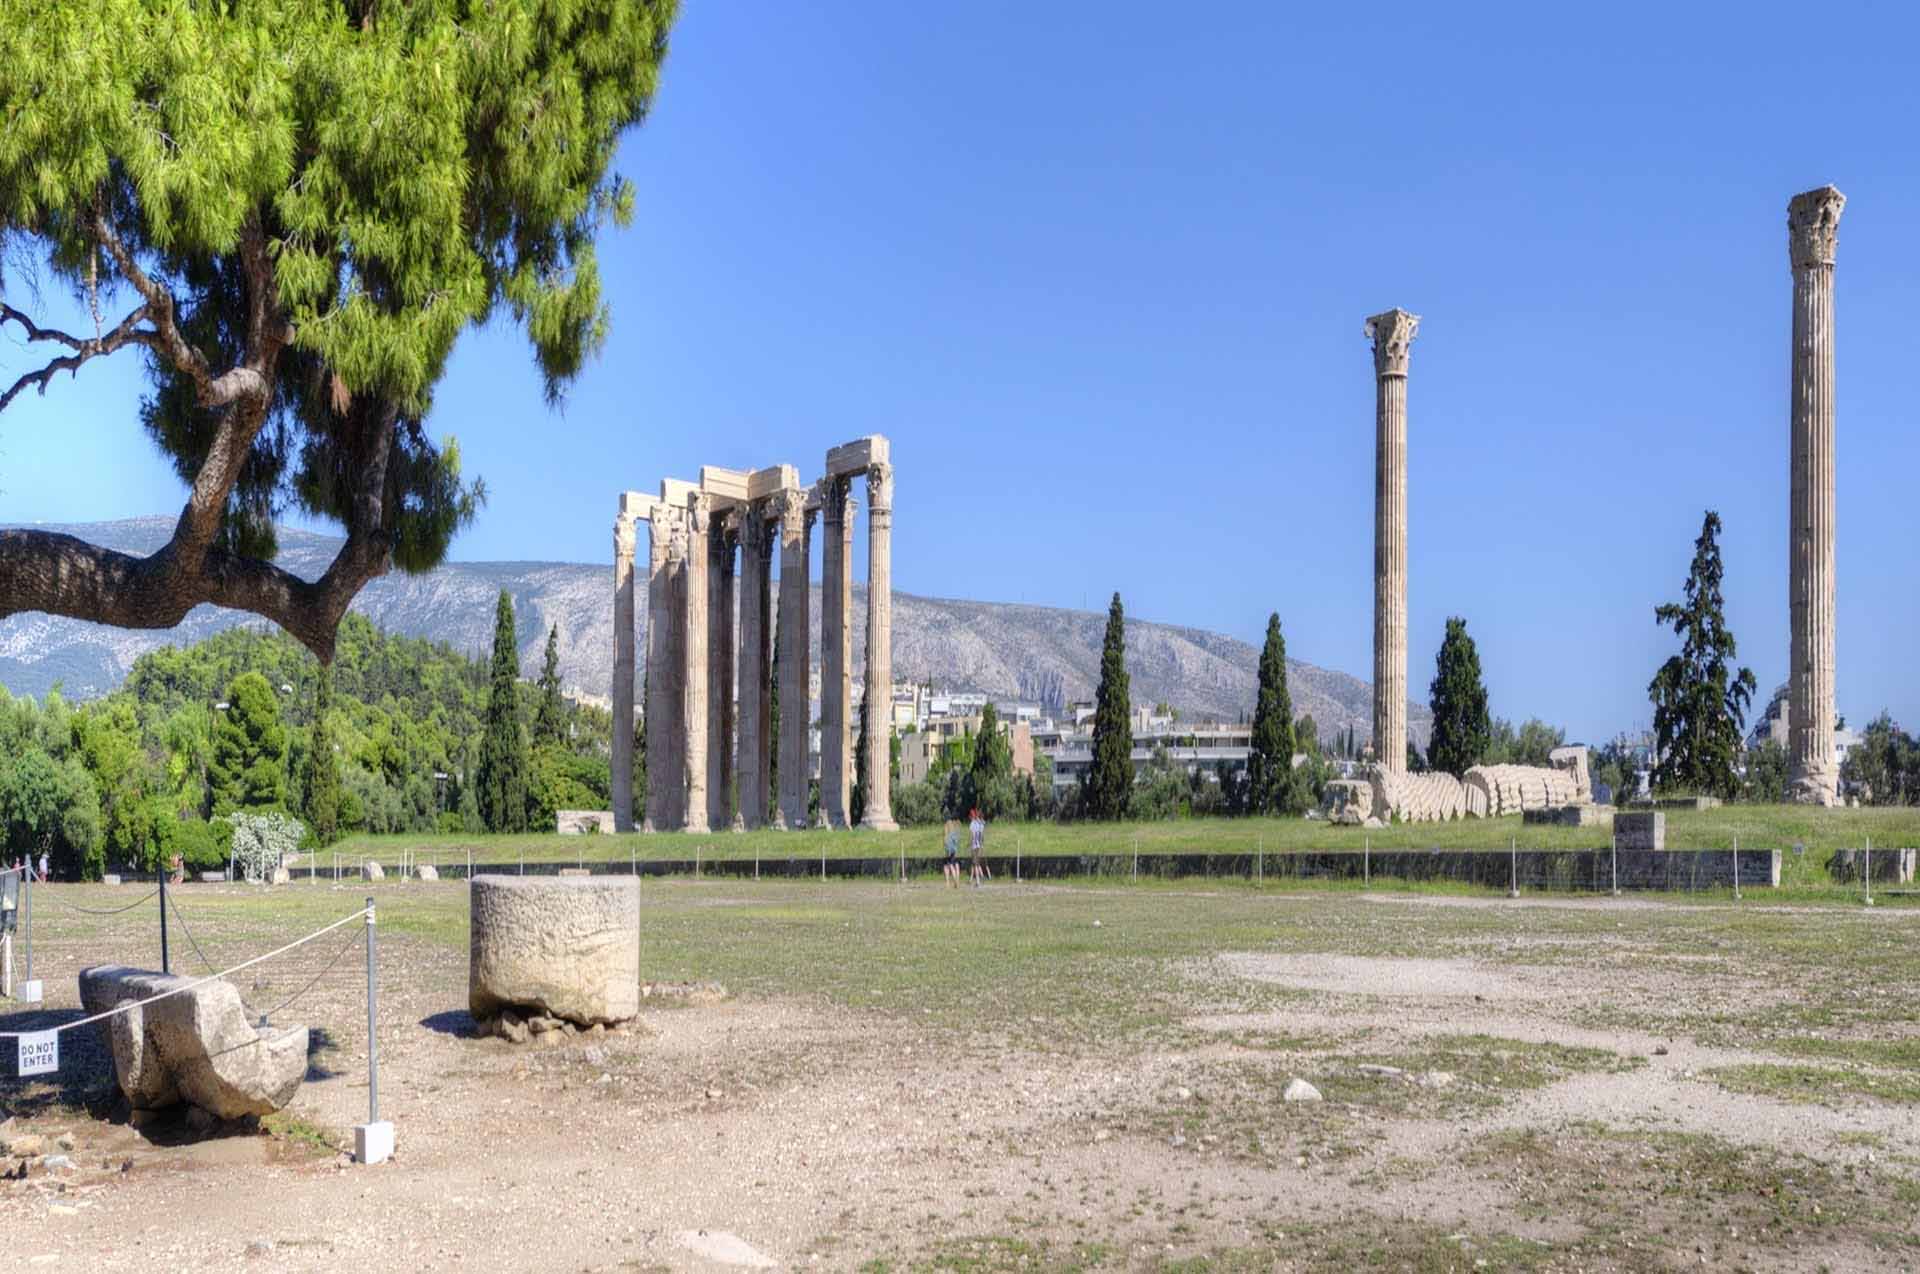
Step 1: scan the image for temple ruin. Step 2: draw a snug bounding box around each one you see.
[611,435,895,833]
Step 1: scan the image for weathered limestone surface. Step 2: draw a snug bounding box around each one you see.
[663,513,689,829]
[362,860,385,881]
[469,875,640,1027]
[1614,811,1666,852]
[556,810,617,835]
[1548,745,1592,804]
[820,477,853,829]
[1318,779,1377,826]
[709,514,736,832]
[1462,765,1579,819]
[1365,309,1418,775]
[79,966,308,1118]
[642,511,673,832]
[775,489,809,830]
[683,494,711,833]
[1827,847,1916,885]
[1369,767,1466,823]
[861,460,898,830]
[611,511,637,832]
[1787,185,1844,807]
[736,508,771,829]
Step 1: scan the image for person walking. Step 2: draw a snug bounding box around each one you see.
[942,821,962,888]
[38,850,49,884]
[968,807,988,888]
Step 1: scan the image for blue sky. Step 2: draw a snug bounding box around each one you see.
[2,2,1916,743]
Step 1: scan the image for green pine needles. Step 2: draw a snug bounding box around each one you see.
[0,0,679,659]
[1083,593,1134,820]
[1427,617,1491,778]
[476,589,530,832]
[1247,613,1297,815]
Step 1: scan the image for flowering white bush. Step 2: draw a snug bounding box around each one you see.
[226,811,306,883]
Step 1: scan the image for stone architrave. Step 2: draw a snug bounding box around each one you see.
[736,506,771,829]
[683,493,711,833]
[820,477,854,828]
[1787,186,1845,807]
[642,510,673,832]
[709,513,737,832]
[775,488,809,830]
[1365,308,1419,776]
[860,460,898,830]
[611,510,637,832]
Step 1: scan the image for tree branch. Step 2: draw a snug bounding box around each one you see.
[0,301,157,412]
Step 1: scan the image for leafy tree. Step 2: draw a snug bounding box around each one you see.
[1487,718,1565,768]
[210,671,288,814]
[1291,714,1329,809]
[1406,740,1428,773]
[1744,739,1790,804]
[1084,593,1135,820]
[476,590,529,832]
[1841,713,1917,806]
[973,702,1013,792]
[533,625,565,747]
[0,0,679,659]
[227,810,305,882]
[1648,511,1757,798]
[1427,617,1490,777]
[306,668,341,845]
[1247,614,1296,815]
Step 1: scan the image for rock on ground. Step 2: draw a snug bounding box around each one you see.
[1282,1077,1323,1103]
[469,874,640,1028]
[78,965,308,1119]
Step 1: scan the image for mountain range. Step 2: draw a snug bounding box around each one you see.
[0,517,1430,747]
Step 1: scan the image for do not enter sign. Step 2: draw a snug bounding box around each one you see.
[17,1030,58,1077]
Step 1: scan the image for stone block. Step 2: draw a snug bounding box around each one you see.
[1827,847,1916,885]
[102,874,122,886]
[1614,811,1665,851]
[469,875,640,1028]
[198,871,225,883]
[78,966,307,1119]
[354,1120,394,1166]
[417,864,439,881]
[362,861,385,881]
[1523,804,1606,828]
[556,810,617,835]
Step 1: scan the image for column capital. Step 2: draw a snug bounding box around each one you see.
[1788,185,1845,270]
[867,460,894,512]
[613,511,636,560]
[1364,308,1420,378]
[775,486,808,531]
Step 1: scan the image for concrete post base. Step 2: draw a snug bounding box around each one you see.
[355,1120,395,1165]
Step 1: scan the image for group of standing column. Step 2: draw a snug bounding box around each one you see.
[610,435,897,833]
[1361,186,1844,805]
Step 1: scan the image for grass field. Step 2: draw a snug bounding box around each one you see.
[8,875,1920,1269]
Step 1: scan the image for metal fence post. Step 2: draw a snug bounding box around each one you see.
[1364,835,1370,890]
[1610,832,1619,896]
[365,897,379,1123]
[158,865,171,974]
[1132,833,1139,881]
[21,870,30,987]
[1865,836,1873,907]
[1508,836,1518,899]
[1733,835,1740,900]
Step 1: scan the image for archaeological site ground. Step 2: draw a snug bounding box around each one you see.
[6,859,1920,1271]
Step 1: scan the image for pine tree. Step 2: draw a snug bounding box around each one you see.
[210,672,288,814]
[1084,593,1135,820]
[0,3,678,654]
[973,702,1013,788]
[1247,614,1296,814]
[306,668,340,845]
[1427,617,1491,777]
[1649,511,1757,798]
[533,625,564,747]
[476,590,529,832]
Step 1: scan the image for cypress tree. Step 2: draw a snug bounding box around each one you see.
[1649,511,1757,798]
[533,624,564,747]
[1084,593,1135,820]
[476,590,529,832]
[1247,614,1296,814]
[973,702,1013,788]
[1427,617,1491,777]
[852,691,870,825]
[306,668,341,846]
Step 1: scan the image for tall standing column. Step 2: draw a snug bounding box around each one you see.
[860,461,898,831]
[1365,308,1419,776]
[708,513,736,831]
[612,510,637,832]
[1787,186,1844,807]
[642,513,672,832]
[735,507,770,829]
[683,494,711,833]
[820,479,856,828]
[776,490,809,830]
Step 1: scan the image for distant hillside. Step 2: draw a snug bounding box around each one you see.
[0,517,1430,747]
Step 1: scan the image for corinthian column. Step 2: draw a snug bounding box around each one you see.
[736,506,771,829]
[860,461,898,831]
[775,489,809,830]
[709,513,737,832]
[642,511,673,832]
[683,494,711,834]
[820,478,854,828]
[612,509,637,832]
[1788,186,1844,807]
[1365,308,1419,776]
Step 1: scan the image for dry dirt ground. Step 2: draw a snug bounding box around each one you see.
[4,878,1919,1272]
